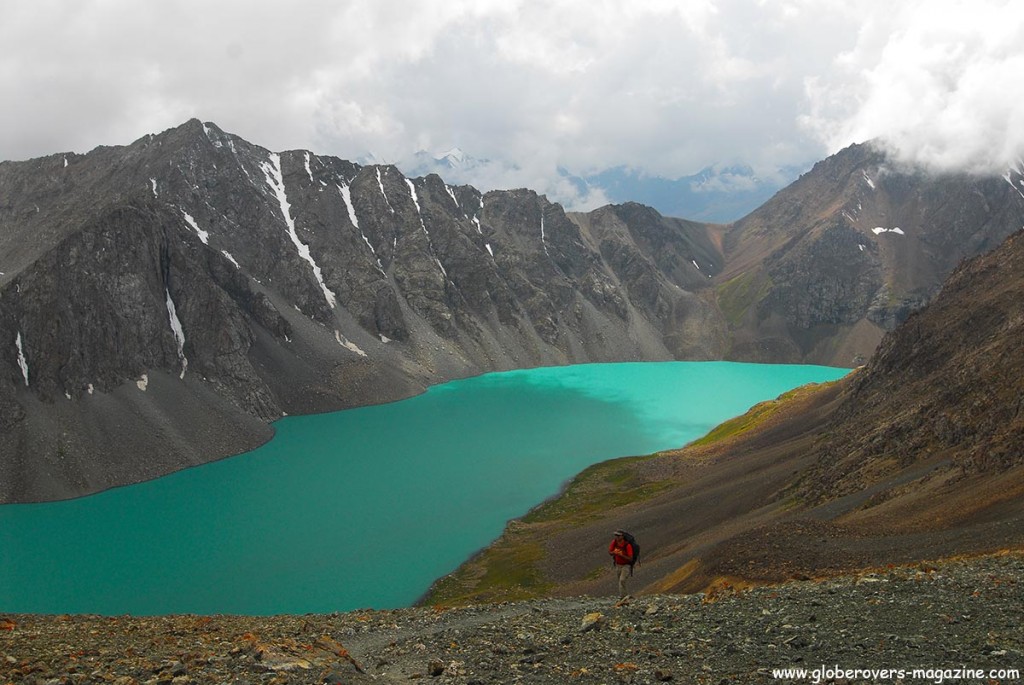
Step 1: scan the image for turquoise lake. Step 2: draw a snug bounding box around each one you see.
[0,361,848,615]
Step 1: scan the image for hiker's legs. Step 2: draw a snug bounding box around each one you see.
[616,565,629,598]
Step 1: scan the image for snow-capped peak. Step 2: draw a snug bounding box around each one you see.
[434,147,467,166]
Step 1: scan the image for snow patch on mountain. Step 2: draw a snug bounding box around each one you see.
[303,152,314,184]
[260,153,337,309]
[335,330,367,357]
[180,209,209,244]
[165,289,188,379]
[15,333,28,386]
[339,182,385,276]
[221,250,240,269]
[376,168,395,214]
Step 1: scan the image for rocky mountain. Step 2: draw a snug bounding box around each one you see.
[715,144,1024,365]
[429,226,1024,605]
[796,224,1024,496]
[0,120,723,503]
[1,121,1021,504]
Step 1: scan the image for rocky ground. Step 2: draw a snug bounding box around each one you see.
[2,553,1021,684]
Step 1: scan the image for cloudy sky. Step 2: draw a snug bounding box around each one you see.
[2,0,1022,208]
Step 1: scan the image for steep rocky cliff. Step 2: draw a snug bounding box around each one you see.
[795,227,1024,499]
[0,120,724,502]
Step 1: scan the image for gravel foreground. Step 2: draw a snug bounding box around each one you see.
[2,554,1021,684]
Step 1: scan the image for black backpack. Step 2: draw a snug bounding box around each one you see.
[618,531,640,575]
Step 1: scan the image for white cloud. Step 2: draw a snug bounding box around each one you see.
[801,0,1024,174]
[2,0,1020,210]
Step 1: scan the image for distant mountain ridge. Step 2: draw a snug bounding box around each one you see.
[569,163,801,223]
[402,147,798,222]
[1,120,1022,503]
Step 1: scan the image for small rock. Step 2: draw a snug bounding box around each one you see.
[580,612,604,632]
[783,635,810,649]
[258,653,313,673]
[427,659,445,677]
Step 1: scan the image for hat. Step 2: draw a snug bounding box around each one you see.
[613,530,625,536]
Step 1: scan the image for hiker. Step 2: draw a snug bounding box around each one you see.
[608,529,635,598]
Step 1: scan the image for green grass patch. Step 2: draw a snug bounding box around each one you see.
[522,455,671,525]
[689,398,781,447]
[423,537,550,606]
[689,381,837,448]
[716,270,772,326]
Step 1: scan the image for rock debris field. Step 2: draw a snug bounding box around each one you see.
[2,553,1022,684]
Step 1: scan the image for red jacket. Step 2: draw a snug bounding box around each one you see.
[609,539,634,565]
